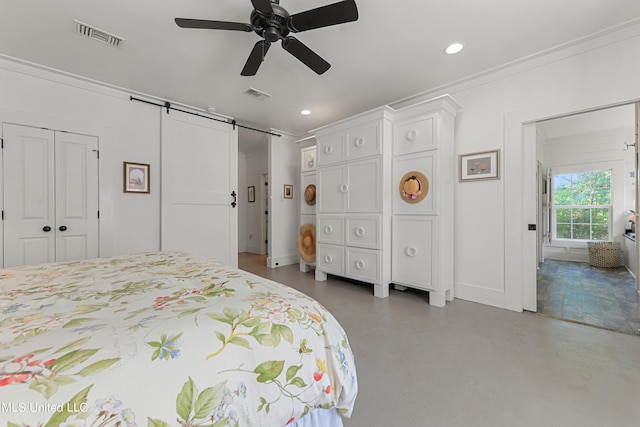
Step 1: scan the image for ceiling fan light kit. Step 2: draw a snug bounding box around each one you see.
[175,0,359,76]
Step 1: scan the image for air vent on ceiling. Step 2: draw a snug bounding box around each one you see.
[74,20,125,48]
[244,87,272,100]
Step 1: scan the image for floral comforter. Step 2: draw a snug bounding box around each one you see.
[0,252,357,427]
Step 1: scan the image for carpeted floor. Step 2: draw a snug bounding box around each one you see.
[537,259,640,335]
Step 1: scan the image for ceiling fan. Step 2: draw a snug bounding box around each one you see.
[175,0,359,76]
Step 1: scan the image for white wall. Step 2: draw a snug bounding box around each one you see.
[267,131,299,267]
[244,148,268,254]
[389,22,640,310]
[0,59,161,259]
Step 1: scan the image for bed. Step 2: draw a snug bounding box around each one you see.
[0,252,357,426]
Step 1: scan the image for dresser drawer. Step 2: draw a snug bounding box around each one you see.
[346,121,381,160]
[345,215,380,249]
[317,133,345,166]
[392,216,436,291]
[394,114,436,156]
[317,244,345,276]
[346,247,380,284]
[317,216,344,245]
[301,145,317,172]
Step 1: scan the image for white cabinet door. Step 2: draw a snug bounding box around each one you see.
[3,124,99,267]
[392,216,436,290]
[317,165,346,212]
[161,110,238,266]
[346,158,380,212]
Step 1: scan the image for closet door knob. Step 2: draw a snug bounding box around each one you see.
[406,246,418,257]
[355,260,366,270]
[339,184,349,193]
[406,129,418,141]
[42,226,52,232]
[325,225,333,234]
[59,226,68,232]
[355,226,366,237]
[354,137,365,147]
[324,145,333,154]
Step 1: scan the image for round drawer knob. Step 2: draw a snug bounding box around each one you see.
[355,226,366,237]
[406,129,418,141]
[324,145,333,154]
[324,255,333,264]
[339,184,349,193]
[307,156,315,168]
[325,225,333,234]
[406,246,418,257]
[355,260,366,270]
[354,137,365,147]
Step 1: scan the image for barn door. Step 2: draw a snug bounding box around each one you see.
[161,111,238,266]
[3,123,99,267]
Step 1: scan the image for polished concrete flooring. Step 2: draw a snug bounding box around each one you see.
[537,259,640,336]
[238,253,640,427]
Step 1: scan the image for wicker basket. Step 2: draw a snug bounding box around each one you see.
[586,241,621,268]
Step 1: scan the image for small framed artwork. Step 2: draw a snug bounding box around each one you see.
[123,162,150,193]
[459,150,500,181]
[284,184,293,199]
[248,186,255,203]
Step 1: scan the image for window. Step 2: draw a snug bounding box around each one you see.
[552,170,611,241]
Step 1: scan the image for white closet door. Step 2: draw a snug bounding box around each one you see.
[54,131,99,262]
[3,124,99,267]
[161,110,238,266]
[3,124,56,267]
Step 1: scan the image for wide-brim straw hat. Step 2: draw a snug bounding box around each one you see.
[304,184,316,206]
[297,224,316,263]
[399,170,429,204]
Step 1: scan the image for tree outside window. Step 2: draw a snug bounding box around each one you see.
[553,170,611,241]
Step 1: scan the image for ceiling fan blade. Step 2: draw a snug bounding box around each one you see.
[288,0,358,32]
[175,18,252,32]
[251,0,274,16]
[282,37,330,75]
[241,40,271,76]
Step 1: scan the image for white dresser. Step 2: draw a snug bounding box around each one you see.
[391,96,459,306]
[299,144,317,272]
[314,107,394,298]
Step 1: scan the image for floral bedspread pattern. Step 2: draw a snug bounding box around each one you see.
[0,252,357,427]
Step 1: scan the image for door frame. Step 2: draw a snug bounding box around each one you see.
[513,99,640,312]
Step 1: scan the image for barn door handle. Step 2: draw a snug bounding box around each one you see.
[231,191,237,208]
[59,226,67,231]
[42,226,52,232]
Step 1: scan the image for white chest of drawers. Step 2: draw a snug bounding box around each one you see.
[314,107,393,298]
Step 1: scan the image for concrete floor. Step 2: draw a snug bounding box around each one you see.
[239,253,640,427]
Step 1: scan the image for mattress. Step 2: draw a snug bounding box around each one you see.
[0,252,357,426]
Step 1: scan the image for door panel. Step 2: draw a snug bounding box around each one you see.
[161,110,238,266]
[55,132,99,262]
[3,124,55,267]
[3,124,99,267]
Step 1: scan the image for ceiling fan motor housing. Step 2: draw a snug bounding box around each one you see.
[251,4,290,42]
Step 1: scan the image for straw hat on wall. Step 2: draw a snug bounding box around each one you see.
[297,224,316,263]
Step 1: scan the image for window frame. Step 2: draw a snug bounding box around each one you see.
[550,166,613,247]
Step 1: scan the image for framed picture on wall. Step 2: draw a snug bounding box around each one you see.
[248,186,255,202]
[459,150,500,181]
[123,162,150,193]
[284,184,293,199]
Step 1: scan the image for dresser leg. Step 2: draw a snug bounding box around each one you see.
[315,269,327,281]
[429,290,446,307]
[374,282,390,298]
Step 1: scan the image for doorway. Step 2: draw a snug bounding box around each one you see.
[534,104,640,334]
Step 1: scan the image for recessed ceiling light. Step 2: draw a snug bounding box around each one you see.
[445,43,464,55]
[301,109,311,116]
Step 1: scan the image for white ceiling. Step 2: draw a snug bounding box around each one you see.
[2,0,640,153]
